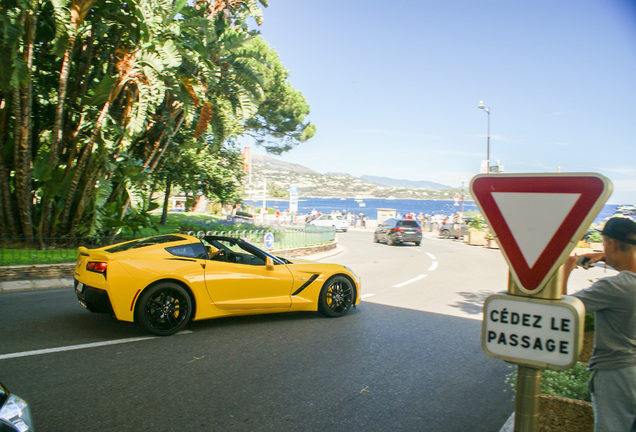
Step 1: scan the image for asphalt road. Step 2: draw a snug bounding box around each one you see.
[1,230,517,431]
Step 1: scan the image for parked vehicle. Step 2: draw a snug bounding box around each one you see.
[439,219,472,239]
[373,218,422,246]
[0,381,34,431]
[74,234,361,336]
[307,214,349,232]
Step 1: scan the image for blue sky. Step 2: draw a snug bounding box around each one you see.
[247,0,636,204]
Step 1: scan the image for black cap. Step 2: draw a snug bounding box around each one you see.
[600,217,636,245]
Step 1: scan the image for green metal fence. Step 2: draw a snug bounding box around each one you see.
[0,225,336,266]
[187,225,336,251]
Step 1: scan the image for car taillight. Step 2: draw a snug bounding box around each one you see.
[86,261,107,274]
[393,227,403,232]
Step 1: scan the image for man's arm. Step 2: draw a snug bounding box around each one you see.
[562,252,605,294]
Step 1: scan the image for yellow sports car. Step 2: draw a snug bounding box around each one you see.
[74,234,361,335]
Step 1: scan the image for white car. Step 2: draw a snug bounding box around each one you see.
[308,214,348,232]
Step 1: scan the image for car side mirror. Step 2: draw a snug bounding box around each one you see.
[265,256,274,270]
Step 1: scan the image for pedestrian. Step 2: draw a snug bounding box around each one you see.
[562,217,636,431]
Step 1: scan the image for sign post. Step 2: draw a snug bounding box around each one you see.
[471,173,612,431]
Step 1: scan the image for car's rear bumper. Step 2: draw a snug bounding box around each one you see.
[74,279,115,314]
[395,233,422,242]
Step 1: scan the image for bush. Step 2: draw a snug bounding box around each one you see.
[148,212,260,235]
[176,218,260,233]
[584,313,595,333]
[464,211,486,230]
[586,231,603,243]
[541,363,591,401]
[505,363,591,402]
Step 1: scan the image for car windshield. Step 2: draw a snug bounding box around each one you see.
[105,235,186,253]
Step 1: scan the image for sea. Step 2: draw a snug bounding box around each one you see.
[244,197,621,225]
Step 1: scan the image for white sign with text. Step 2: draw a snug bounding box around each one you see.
[482,294,585,369]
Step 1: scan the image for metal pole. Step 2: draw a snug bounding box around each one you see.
[486,108,490,168]
[509,269,564,431]
[514,366,542,431]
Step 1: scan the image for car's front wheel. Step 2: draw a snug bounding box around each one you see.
[318,276,354,318]
[136,282,193,336]
[441,229,452,239]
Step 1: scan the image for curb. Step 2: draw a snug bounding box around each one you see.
[0,277,75,294]
[499,413,514,432]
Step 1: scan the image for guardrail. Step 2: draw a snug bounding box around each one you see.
[0,225,336,266]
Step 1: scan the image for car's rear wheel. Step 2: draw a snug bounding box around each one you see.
[414,241,421,246]
[136,282,192,336]
[318,276,354,318]
[441,229,451,239]
[387,235,396,246]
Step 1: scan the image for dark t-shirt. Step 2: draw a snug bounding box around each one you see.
[573,271,636,369]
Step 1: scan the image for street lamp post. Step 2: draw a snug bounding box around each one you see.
[477,100,491,171]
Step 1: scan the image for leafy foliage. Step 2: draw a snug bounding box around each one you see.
[465,211,487,231]
[0,0,312,240]
[505,363,592,402]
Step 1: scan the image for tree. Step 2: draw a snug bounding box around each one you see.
[1,0,314,240]
[242,36,315,154]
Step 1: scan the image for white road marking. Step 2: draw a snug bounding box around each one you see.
[0,330,192,360]
[428,261,439,271]
[425,252,436,260]
[361,293,376,299]
[392,274,427,288]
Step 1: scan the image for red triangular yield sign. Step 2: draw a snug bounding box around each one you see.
[470,173,612,293]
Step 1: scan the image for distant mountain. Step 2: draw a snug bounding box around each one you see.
[251,155,317,174]
[249,155,465,199]
[361,175,453,190]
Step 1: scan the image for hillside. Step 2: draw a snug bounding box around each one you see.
[361,175,452,190]
[248,155,468,200]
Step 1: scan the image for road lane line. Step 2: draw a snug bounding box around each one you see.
[425,252,436,260]
[361,293,375,299]
[0,331,192,360]
[392,274,427,288]
[428,261,439,271]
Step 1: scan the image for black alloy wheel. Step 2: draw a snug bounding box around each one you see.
[319,276,354,318]
[136,282,193,336]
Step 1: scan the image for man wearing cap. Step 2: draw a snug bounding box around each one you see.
[563,217,636,431]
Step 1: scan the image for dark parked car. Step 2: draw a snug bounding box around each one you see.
[374,218,422,246]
